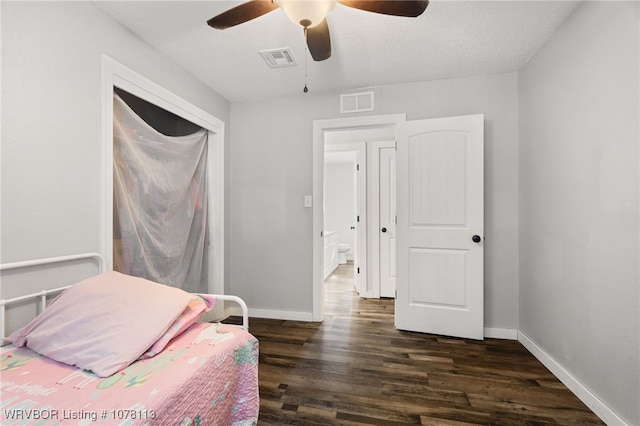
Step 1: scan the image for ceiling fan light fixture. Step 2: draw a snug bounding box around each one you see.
[276,0,336,28]
[208,0,430,62]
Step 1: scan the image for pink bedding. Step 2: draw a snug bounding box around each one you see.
[1,322,259,425]
[7,271,205,378]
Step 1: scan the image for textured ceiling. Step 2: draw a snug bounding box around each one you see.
[95,1,579,102]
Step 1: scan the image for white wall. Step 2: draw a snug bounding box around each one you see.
[1,3,231,291]
[230,72,519,329]
[229,95,334,317]
[324,162,356,253]
[518,1,639,424]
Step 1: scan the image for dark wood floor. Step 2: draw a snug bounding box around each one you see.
[246,263,604,425]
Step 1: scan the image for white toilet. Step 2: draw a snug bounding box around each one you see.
[337,244,351,264]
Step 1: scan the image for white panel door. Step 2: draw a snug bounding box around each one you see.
[395,115,484,340]
[379,147,396,298]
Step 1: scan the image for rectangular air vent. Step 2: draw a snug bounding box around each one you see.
[340,91,375,113]
[259,48,298,68]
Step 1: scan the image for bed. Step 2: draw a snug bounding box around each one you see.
[0,253,259,426]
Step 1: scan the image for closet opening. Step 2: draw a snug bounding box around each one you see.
[114,87,201,137]
[112,88,210,293]
[101,55,225,300]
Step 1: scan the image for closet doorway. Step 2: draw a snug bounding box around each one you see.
[101,56,225,296]
[112,88,209,293]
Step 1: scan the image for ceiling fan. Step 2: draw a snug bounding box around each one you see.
[207,0,429,61]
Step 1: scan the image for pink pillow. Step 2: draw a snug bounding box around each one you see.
[140,295,216,358]
[8,271,194,377]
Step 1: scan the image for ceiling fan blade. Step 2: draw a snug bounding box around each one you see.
[207,0,279,30]
[338,0,428,17]
[306,19,332,61]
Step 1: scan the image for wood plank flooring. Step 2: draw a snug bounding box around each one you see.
[244,263,604,425]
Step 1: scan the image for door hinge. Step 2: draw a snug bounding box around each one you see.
[395,215,397,225]
[395,141,398,151]
[320,230,324,237]
[395,290,397,298]
[357,267,360,274]
[356,164,360,171]
[357,215,360,222]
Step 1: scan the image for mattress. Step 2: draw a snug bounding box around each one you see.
[1,322,259,425]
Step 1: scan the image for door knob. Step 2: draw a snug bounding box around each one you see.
[472,235,481,243]
[381,227,387,233]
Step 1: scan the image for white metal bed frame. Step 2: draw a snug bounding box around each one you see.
[0,252,249,340]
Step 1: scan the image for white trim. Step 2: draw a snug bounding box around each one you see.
[207,129,225,295]
[246,308,314,322]
[483,327,517,340]
[367,141,396,299]
[312,114,406,321]
[101,55,225,294]
[367,142,382,299]
[518,331,626,426]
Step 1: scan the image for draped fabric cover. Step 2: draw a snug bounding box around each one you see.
[113,93,209,293]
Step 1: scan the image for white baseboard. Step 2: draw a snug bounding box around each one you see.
[484,327,518,339]
[227,307,313,322]
[215,305,313,322]
[518,331,628,426]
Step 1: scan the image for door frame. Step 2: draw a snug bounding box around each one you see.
[312,114,406,321]
[100,55,225,295]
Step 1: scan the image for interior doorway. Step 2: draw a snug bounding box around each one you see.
[323,138,398,302]
[324,143,365,296]
[312,114,406,321]
[315,114,485,340]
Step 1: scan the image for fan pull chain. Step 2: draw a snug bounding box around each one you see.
[303,28,309,93]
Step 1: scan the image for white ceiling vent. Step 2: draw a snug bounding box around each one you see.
[259,48,298,68]
[340,91,374,114]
